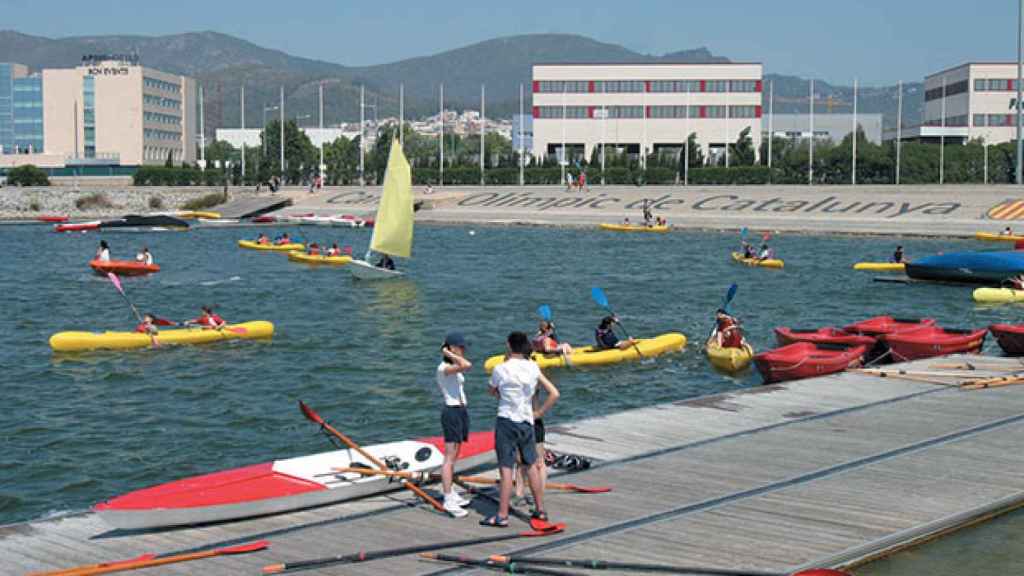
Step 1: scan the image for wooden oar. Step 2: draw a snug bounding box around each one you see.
[261,526,565,574]
[420,553,587,576]
[29,541,268,576]
[331,466,612,494]
[962,375,1024,390]
[298,401,447,515]
[483,556,848,576]
[855,369,961,387]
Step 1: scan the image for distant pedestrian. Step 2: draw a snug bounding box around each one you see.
[565,172,573,191]
[578,171,587,192]
[425,184,434,195]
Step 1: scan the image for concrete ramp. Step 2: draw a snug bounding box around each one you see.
[217,196,292,219]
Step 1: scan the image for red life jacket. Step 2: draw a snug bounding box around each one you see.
[718,318,743,348]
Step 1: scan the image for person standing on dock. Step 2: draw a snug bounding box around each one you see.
[484,331,560,527]
[437,332,473,518]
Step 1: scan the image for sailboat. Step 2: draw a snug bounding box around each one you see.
[348,138,414,280]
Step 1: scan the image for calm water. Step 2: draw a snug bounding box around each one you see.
[0,223,1020,566]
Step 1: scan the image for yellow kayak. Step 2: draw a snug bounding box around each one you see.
[483,332,686,373]
[287,251,353,266]
[50,321,274,352]
[599,223,670,233]
[238,240,305,252]
[704,337,754,374]
[975,232,1024,242]
[853,262,905,272]
[176,210,222,220]
[731,252,784,269]
[973,287,1024,303]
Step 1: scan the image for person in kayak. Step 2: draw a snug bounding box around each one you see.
[134,313,159,335]
[96,240,111,262]
[256,233,271,245]
[135,247,153,265]
[326,243,341,257]
[484,331,560,528]
[376,254,395,270]
[190,306,226,329]
[595,316,637,351]
[532,320,573,356]
[1002,226,1014,236]
[713,309,746,349]
[437,331,473,518]
[741,241,756,259]
[275,233,292,246]
[892,246,904,263]
[757,243,773,261]
[307,243,321,256]
[1008,274,1024,290]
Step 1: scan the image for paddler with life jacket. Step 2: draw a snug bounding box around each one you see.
[134,313,159,335]
[757,242,773,261]
[713,309,746,349]
[256,233,271,245]
[595,316,637,351]
[326,243,341,257]
[275,233,292,246]
[741,241,756,259]
[189,306,226,329]
[307,243,321,256]
[892,246,904,263]
[532,320,573,356]
[96,240,111,262]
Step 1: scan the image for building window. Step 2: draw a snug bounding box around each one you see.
[705,105,726,118]
[729,105,758,118]
[607,105,644,118]
[974,114,987,127]
[705,80,729,93]
[83,76,96,158]
[143,77,181,94]
[537,80,588,93]
[730,80,758,92]
[593,80,645,93]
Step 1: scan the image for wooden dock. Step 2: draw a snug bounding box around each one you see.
[5,354,1024,575]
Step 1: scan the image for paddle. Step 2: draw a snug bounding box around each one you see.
[421,553,587,576]
[261,526,564,574]
[482,556,849,576]
[297,401,447,515]
[590,287,646,361]
[538,304,552,322]
[106,273,142,324]
[331,466,611,494]
[30,541,268,576]
[706,283,739,345]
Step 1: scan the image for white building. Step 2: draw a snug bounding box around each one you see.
[215,127,360,149]
[768,113,884,144]
[531,63,763,165]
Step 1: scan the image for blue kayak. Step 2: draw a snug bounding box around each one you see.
[905,251,1024,284]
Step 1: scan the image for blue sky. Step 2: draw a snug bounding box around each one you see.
[1,0,1019,85]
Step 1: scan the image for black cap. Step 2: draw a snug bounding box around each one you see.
[444,332,467,348]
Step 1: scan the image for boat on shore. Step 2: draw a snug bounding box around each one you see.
[990,324,1024,355]
[598,223,669,233]
[754,342,868,384]
[882,326,986,361]
[975,231,1024,243]
[842,315,935,337]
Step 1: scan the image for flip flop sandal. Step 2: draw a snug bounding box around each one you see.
[479,514,509,528]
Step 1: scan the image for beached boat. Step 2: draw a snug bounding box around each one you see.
[731,252,784,269]
[349,138,413,281]
[989,324,1024,356]
[50,321,274,352]
[483,333,687,372]
[882,326,986,361]
[94,430,495,530]
[975,231,1024,243]
[598,223,670,233]
[55,220,101,233]
[704,337,754,373]
[754,342,868,384]
[774,327,877,348]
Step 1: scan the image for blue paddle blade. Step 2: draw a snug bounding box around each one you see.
[740,227,748,237]
[591,287,609,309]
[537,305,552,321]
[721,283,739,313]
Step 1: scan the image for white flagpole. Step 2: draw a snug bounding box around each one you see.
[852,77,858,186]
[602,81,607,185]
[642,87,648,171]
[809,79,814,185]
[439,83,444,187]
[561,85,566,185]
[399,83,404,149]
[359,85,365,186]
[199,86,205,170]
[240,85,245,181]
[279,85,284,180]
[684,85,691,186]
[767,79,773,180]
[519,83,524,186]
[724,84,730,168]
[896,80,903,185]
[318,81,324,188]
[940,75,946,185]
[480,84,485,186]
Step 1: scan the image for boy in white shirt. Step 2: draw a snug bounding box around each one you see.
[436,332,473,518]
[483,331,559,527]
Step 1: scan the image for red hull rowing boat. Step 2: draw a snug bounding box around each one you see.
[882,326,987,361]
[842,315,935,337]
[754,342,868,384]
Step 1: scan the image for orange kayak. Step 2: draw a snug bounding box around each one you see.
[89,259,160,277]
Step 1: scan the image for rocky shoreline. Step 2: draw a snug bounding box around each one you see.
[0,186,273,219]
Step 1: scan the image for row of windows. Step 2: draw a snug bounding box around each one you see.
[13,84,41,93]
[536,79,761,93]
[924,79,969,101]
[535,105,760,119]
[143,94,182,109]
[144,128,182,141]
[975,79,1022,92]
[144,77,181,94]
[83,77,95,158]
[12,100,41,108]
[144,146,181,161]
[144,111,181,125]
[974,114,1021,127]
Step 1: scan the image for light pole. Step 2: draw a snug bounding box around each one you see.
[262,103,278,184]
[279,86,284,182]
[1017,0,1023,184]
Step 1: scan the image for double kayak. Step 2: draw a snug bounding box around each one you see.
[973,287,1024,303]
[49,321,274,352]
[853,262,905,272]
[731,252,784,269]
[704,337,754,373]
[238,240,305,252]
[975,231,1024,242]
[754,342,868,384]
[598,223,669,233]
[89,259,160,277]
[287,251,353,266]
[176,210,221,220]
[483,332,687,373]
[94,430,495,529]
[882,326,986,361]
[990,324,1024,356]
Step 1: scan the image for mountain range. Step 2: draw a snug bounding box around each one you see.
[0,30,923,135]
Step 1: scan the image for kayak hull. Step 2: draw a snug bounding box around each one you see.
[348,259,404,280]
[50,321,274,352]
[483,332,687,372]
[774,327,877,348]
[287,251,353,266]
[731,252,784,269]
[842,315,936,337]
[89,259,160,277]
[973,287,1024,303]
[990,324,1024,356]
[853,262,905,272]
[905,251,1024,284]
[94,431,495,530]
[705,338,754,374]
[976,232,1024,242]
[238,240,305,252]
[598,223,669,233]
[754,342,868,384]
[56,221,101,232]
[882,327,986,361]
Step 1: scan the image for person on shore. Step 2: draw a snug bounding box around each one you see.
[190,306,226,329]
[713,309,745,349]
[425,184,434,195]
[376,254,395,270]
[437,332,473,518]
[565,172,574,191]
[642,199,653,226]
[578,171,587,192]
[136,247,153,266]
[515,384,555,506]
[892,246,904,264]
[256,233,270,245]
[595,316,637,351]
[532,320,573,357]
[483,331,559,527]
[96,240,111,262]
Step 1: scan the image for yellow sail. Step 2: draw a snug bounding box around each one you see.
[369,139,414,258]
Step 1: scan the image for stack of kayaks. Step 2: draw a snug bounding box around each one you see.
[483,332,687,372]
[704,336,754,373]
[774,326,877,348]
[287,251,353,266]
[754,342,868,384]
[973,287,1024,304]
[89,259,160,277]
[598,223,669,233]
[842,316,936,337]
[49,321,274,352]
[853,262,905,272]
[731,252,784,269]
[93,431,495,529]
[989,324,1024,356]
[881,326,986,361]
[238,240,305,252]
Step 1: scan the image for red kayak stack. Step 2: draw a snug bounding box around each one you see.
[882,327,986,361]
[89,259,161,277]
[842,316,936,337]
[990,324,1024,356]
[775,327,877,348]
[754,342,869,384]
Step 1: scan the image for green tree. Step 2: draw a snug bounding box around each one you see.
[729,127,756,166]
[6,164,49,186]
[260,119,318,184]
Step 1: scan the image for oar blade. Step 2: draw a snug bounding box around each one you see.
[722,283,738,311]
[566,485,611,494]
[522,523,566,536]
[107,272,124,295]
[298,400,324,425]
[220,540,270,554]
[590,287,609,309]
[537,304,552,321]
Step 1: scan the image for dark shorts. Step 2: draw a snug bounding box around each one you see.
[494,417,537,469]
[441,405,469,444]
[534,418,545,444]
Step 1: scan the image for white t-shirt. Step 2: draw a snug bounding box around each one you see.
[436,362,466,407]
[489,357,540,424]
[98,248,110,262]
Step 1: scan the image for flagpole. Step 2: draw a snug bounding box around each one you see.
[519,83,524,187]
[767,79,773,183]
[684,85,690,186]
[480,84,485,186]
[399,83,404,150]
[852,77,857,186]
[240,85,245,181]
[318,81,324,188]
[1017,0,1023,185]
[359,85,365,186]
[561,85,566,186]
[940,75,946,185]
[439,83,444,187]
[896,80,902,185]
[808,79,814,185]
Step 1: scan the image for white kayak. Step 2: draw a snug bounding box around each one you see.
[299,215,365,227]
[348,259,404,280]
[94,431,494,530]
[197,217,242,226]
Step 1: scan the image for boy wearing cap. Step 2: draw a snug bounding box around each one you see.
[438,331,473,517]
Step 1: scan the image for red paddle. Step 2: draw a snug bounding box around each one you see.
[29,541,268,576]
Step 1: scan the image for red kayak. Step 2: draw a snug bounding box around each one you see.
[37,215,69,223]
[775,327,877,348]
[94,431,494,530]
[990,324,1024,356]
[251,215,277,223]
[754,342,868,384]
[882,326,987,361]
[56,221,101,233]
[89,259,160,277]
[842,316,935,337]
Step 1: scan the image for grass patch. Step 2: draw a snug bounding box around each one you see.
[181,192,227,211]
[75,193,113,210]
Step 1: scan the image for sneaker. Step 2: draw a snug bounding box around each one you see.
[449,491,471,507]
[443,497,468,518]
